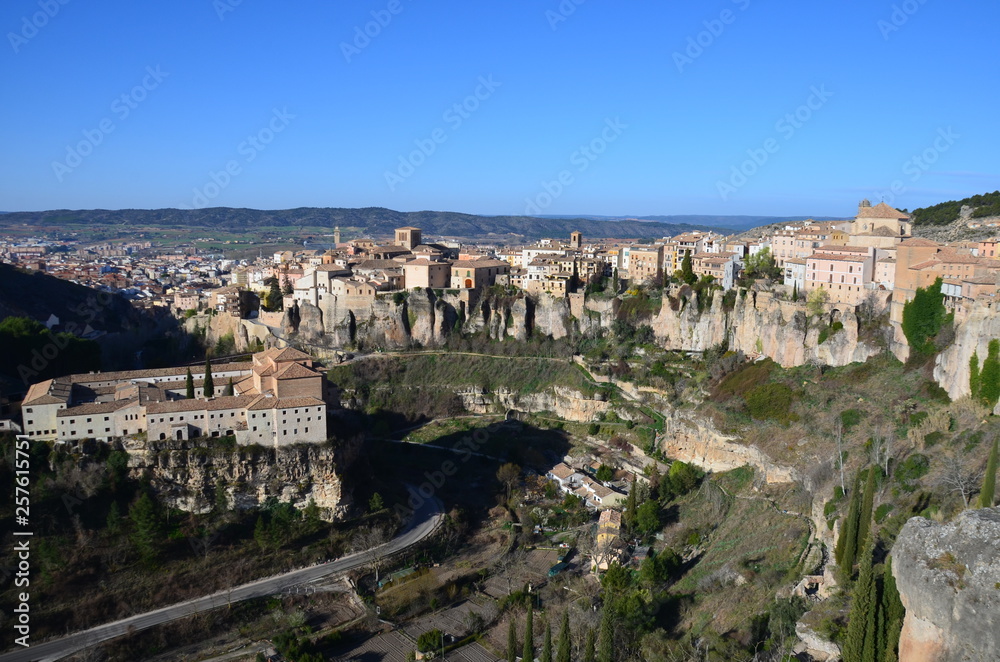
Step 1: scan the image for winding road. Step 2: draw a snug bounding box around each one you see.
[0,494,444,662]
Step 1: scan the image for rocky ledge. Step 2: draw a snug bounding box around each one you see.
[891,508,1000,662]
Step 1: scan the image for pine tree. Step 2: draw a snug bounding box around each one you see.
[556,611,571,662]
[507,618,518,662]
[185,368,194,399]
[969,350,981,400]
[523,602,534,662]
[597,608,613,662]
[856,467,877,562]
[979,438,998,508]
[881,558,905,662]
[842,531,877,662]
[583,628,596,662]
[203,360,214,398]
[541,621,552,662]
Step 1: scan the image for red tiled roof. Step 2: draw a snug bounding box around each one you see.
[857,201,911,219]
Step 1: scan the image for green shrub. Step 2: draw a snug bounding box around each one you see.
[896,454,930,491]
[744,383,798,425]
[923,431,944,447]
[840,409,864,432]
[713,359,774,399]
[874,503,894,523]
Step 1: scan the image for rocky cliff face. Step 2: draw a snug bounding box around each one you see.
[652,290,881,368]
[457,385,613,422]
[934,303,1000,403]
[123,436,360,521]
[892,509,1000,662]
[657,409,799,484]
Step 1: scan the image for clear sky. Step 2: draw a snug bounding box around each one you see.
[1,0,997,217]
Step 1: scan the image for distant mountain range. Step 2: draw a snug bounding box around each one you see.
[537,214,849,232]
[0,207,847,241]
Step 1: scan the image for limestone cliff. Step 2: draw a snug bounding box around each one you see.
[652,290,880,368]
[123,435,361,521]
[892,509,1000,662]
[457,385,613,422]
[657,409,799,484]
[934,303,1000,402]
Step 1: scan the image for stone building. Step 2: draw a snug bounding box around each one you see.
[22,347,331,447]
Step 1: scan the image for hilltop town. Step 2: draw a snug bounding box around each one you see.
[3,200,1000,662]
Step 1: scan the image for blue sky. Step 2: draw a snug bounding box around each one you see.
[1,0,997,217]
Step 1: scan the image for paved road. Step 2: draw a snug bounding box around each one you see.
[0,494,444,662]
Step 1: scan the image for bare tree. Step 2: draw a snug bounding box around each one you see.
[493,546,527,596]
[869,422,896,478]
[497,462,522,503]
[938,455,984,509]
[353,525,392,585]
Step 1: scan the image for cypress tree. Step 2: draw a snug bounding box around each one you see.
[792,281,798,302]
[225,377,234,397]
[980,339,1000,409]
[980,438,998,508]
[203,360,214,398]
[507,618,517,662]
[185,368,194,399]
[129,492,162,564]
[541,621,552,662]
[856,467,877,563]
[624,487,638,536]
[836,473,862,573]
[597,609,613,662]
[556,612,571,662]
[583,628,596,662]
[842,531,877,662]
[681,250,695,285]
[523,603,534,662]
[969,350,981,400]
[882,558,905,662]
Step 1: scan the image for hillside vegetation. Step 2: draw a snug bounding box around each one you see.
[910,189,1000,225]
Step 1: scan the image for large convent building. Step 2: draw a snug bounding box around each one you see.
[21,348,331,447]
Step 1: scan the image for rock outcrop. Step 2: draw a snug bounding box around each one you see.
[652,290,881,368]
[934,302,1000,402]
[457,385,612,422]
[123,435,361,520]
[658,409,799,484]
[892,509,1000,662]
